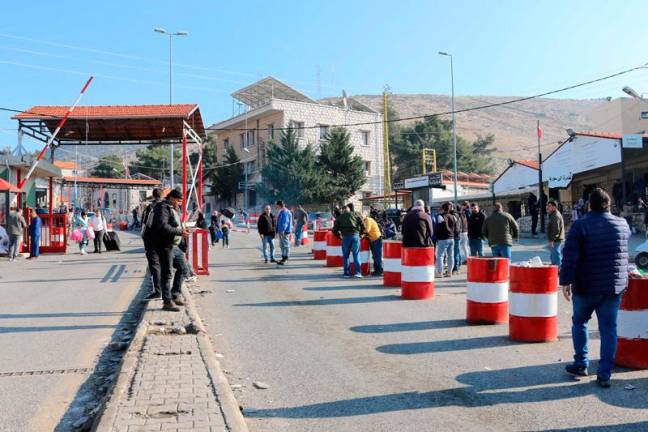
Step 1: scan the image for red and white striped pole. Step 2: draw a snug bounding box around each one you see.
[616,278,648,369]
[18,76,94,190]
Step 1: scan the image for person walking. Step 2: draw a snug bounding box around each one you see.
[528,192,539,238]
[149,188,188,312]
[401,199,434,248]
[333,203,365,278]
[482,202,519,259]
[467,203,486,256]
[275,200,293,265]
[560,188,630,388]
[142,188,162,300]
[293,204,308,247]
[90,210,107,254]
[434,202,455,278]
[258,205,276,263]
[546,199,565,266]
[7,207,27,261]
[131,207,140,230]
[220,219,230,248]
[76,210,90,255]
[362,210,383,276]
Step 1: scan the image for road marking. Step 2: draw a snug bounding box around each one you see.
[101,265,117,283]
[0,367,94,377]
[111,264,127,283]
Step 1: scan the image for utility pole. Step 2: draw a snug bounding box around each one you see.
[537,120,545,233]
[438,51,458,206]
[383,87,392,207]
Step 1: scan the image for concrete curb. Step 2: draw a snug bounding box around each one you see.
[183,285,250,432]
[93,314,149,432]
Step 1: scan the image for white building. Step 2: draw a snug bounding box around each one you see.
[207,77,384,211]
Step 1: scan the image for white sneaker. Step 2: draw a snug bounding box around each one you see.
[80,250,87,255]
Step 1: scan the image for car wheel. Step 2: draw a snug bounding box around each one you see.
[635,252,648,270]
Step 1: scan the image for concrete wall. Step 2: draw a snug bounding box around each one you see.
[591,98,648,134]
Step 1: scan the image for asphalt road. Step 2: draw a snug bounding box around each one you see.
[196,231,648,432]
[0,231,146,431]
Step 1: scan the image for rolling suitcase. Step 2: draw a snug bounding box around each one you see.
[103,231,121,251]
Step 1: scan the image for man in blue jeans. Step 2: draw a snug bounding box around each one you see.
[482,202,518,260]
[333,203,365,278]
[275,200,293,265]
[546,200,565,266]
[560,188,630,388]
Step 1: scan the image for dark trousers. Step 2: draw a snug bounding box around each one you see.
[172,246,189,298]
[531,212,538,235]
[145,240,161,294]
[154,246,174,302]
[93,229,104,252]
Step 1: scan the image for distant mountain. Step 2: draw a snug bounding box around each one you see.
[338,94,606,170]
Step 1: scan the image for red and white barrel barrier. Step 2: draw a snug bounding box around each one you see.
[301,224,309,246]
[350,237,371,276]
[401,247,435,299]
[312,230,328,260]
[383,241,402,287]
[509,265,559,342]
[616,277,648,369]
[466,257,509,324]
[325,232,343,267]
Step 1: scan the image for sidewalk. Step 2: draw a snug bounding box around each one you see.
[95,278,248,432]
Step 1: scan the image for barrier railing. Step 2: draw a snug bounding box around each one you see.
[187,228,210,276]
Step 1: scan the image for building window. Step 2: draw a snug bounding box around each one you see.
[246,130,255,147]
[290,120,305,138]
[223,138,230,151]
[641,112,648,120]
[360,130,370,146]
[364,161,371,175]
[239,133,245,150]
[267,123,275,140]
[245,161,255,174]
[319,124,330,140]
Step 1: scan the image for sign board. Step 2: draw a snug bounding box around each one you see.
[404,176,429,189]
[622,134,643,149]
[428,172,443,187]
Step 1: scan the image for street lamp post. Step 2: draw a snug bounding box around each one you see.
[154,27,188,189]
[439,51,458,206]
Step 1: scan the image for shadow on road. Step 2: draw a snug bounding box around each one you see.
[0,324,116,334]
[536,422,648,432]
[350,319,466,333]
[0,312,127,319]
[235,294,401,308]
[376,335,513,354]
[304,283,386,292]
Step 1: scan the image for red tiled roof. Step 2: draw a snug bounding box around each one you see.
[14,104,199,120]
[515,159,539,170]
[54,160,78,170]
[62,176,161,186]
[0,178,20,192]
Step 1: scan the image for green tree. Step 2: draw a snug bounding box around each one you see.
[91,154,125,178]
[130,145,180,180]
[211,146,243,206]
[391,116,495,181]
[257,128,321,204]
[315,127,366,206]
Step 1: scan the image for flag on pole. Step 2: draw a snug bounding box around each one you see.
[537,124,543,139]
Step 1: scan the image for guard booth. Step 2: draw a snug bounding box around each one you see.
[13,104,208,267]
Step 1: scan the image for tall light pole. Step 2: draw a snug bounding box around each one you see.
[154,27,188,189]
[439,51,458,206]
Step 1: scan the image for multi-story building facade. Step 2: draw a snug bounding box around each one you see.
[207,77,384,211]
[591,97,648,135]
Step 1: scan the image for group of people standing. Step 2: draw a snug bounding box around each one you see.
[256,201,304,265]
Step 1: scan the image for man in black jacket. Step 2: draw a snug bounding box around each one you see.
[401,199,434,248]
[149,189,188,311]
[142,188,162,299]
[257,205,276,263]
[467,203,486,256]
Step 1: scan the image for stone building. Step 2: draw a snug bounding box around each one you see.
[207,77,384,212]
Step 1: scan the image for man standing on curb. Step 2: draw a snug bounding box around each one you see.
[293,204,308,247]
[258,205,276,263]
[362,210,383,276]
[275,200,293,265]
[150,189,189,311]
[7,207,26,262]
[333,203,365,279]
[142,188,162,300]
[560,188,630,388]
[467,203,485,256]
[546,199,565,266]
[482,202,518,260]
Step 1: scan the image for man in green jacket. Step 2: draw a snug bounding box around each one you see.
[333,203,366,278]
[546,199,565,266]
[482,202,519,259]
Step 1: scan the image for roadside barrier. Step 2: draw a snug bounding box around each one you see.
[325,232,343,267]
[466,257,509,324]
[312,230,328,260]
[188,228,210,276]
[509,265,558,342]
[616,277,648,369]
[383,240,402,287]
[349,237,371,276]
[301,224,309,246]
[401,247,435,299]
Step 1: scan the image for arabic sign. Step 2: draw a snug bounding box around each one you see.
[622,134,643,149]
[404,176,429,189]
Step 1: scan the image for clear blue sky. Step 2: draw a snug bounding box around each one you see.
[2,0,648,150]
